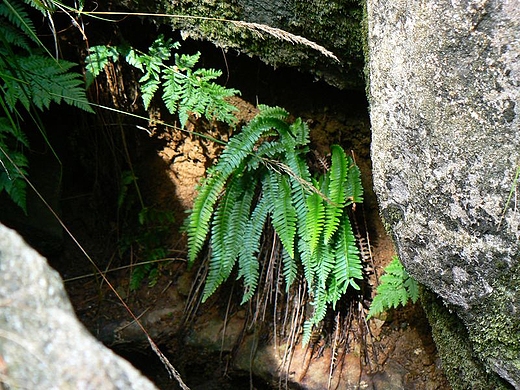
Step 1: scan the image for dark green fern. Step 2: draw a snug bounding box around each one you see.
[0,0,92,212]
[367,256,419,320]
[85,35,239,127]
[185,105,364,343]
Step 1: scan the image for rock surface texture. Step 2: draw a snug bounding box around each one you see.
[0,224,157,389]
[117,0,364,89]
[367,0,520,388]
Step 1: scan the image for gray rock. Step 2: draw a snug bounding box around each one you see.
[367,0,519,388]
[116,0,365,89]
[0,224,158,389]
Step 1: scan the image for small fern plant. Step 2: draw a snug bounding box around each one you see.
[116,171,175,291]
[85,35,239,127]
[185,105,364,344]
[367,256,419,320]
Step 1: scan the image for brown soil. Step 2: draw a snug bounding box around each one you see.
[52,49,451,390]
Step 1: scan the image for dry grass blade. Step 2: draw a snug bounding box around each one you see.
[229,20,340,62]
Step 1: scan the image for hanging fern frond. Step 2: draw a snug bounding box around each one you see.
[346,155,364,205]
[0,0,37,48]
[238,194,271,303]
[209,171,245,264]
[4,54,93,112]
[334,212,363,292]
[323,145,347,243]
[0,117,28,212]
[305,189,325,255]
[266,171,297,259]
[186,170,228,264]
[281,247,298,290]
[256,104,289,120]
[86,36,239,126]
[0,0,93,211]
[84,45,120,86]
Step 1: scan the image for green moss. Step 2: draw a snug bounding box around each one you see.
[420,287,511,390]
[160,0,364,89]
[464,269,520,378]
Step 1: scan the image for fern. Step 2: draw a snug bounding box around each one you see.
[0,121,28,211]
[0,0,37,49]
[367,256,419,320]
[186,105,365,343]
[186,107,291,264]
[4,55,93,112]
[85,35,239,127]
[0,0,92,212]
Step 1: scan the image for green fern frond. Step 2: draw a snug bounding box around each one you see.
[315,237,335,290]
[323,145,347,243]
[334,212,363,292]
[346,155,364,205]
[305,190,325,255]
[405,276,419,303]
[0,117,28,212]
[256,104,289,120]
[299,239,317,291]
[84,45,120,85]
[175,51,200,70]
[217,116,283,175]
[203,173,250,301]
[289,117,310,146]
[186,170,228,264]
[4,54,93,112]
[187,108,283,264]
[367,256,419,320]
[0,0,37,47]
[161,66,184,115]
[281,248,298,290]
[302,282,329,344]
[140,78,160,110]
[238,194,270,303]
[202,247,237,302]
[301,320,314,346]
[210,172,244,264]
[266,171,297,259]
[0,19,30,49]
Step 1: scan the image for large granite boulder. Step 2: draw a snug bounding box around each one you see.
[0,224,158,389]
[367,1,520,388]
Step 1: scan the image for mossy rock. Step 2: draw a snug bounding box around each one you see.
[420,287,512,390]
[114,0,365,89]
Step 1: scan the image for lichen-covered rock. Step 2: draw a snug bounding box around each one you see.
[367,1,520,388]
[115,0,364,89]
[0,224,157,389]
